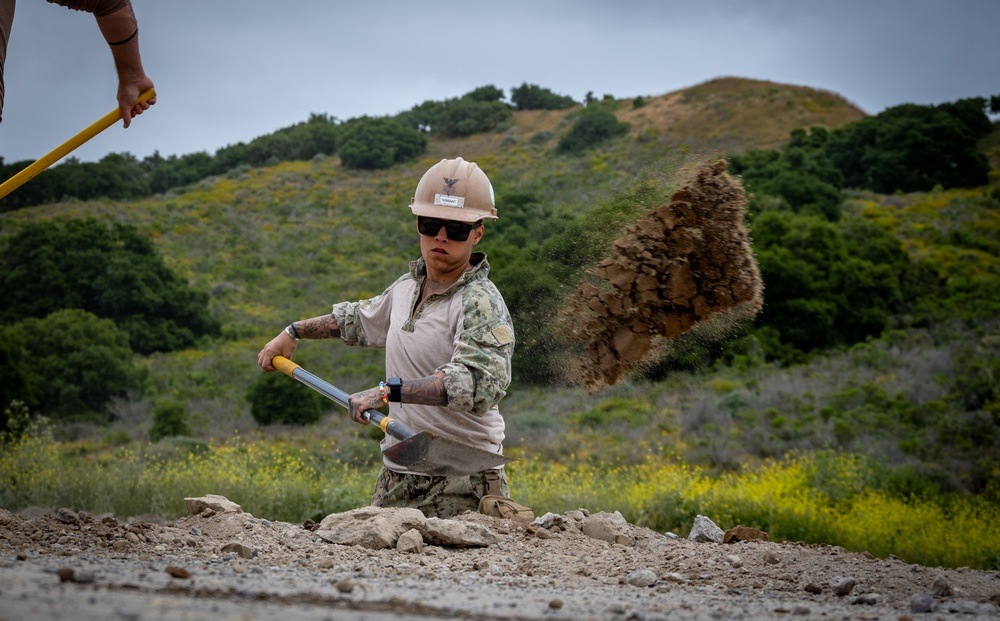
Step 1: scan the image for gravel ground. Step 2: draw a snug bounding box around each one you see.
[2,502,999,621]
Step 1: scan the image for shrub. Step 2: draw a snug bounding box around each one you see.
[0,217,220,355]
[247,372,326,426]
[556,109,629,155]
[337,116,427,170]
[14,309,146,423]
[510,83,577,110]
[149,399,192,442]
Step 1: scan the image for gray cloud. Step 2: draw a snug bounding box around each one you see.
[1,0,997,165]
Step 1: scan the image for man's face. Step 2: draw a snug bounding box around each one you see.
[416,216,484,277]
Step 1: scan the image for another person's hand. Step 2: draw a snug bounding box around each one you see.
[117,72,155,128]
[348,386,387,425]
[256,331,298,372]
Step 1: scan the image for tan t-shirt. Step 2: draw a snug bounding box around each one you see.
[333,253,515,474]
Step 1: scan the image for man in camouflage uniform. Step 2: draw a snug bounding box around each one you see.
[258,157,515,518]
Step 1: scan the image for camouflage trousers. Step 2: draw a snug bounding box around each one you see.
[371,466,510,519]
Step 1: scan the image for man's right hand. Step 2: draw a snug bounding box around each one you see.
[257,331,298,372]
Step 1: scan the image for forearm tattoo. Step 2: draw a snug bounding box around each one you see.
[405,375,448,406]
[296,315,340,339]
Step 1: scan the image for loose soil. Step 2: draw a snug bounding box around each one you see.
[564,159,763,389]
[2,502,998,621]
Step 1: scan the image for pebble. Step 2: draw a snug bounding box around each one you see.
[852,593,882,605]
[910,595,935,613]
[829,576,855,596]
[626,569,658,587]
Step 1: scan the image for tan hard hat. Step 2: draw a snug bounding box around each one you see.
[409,157,498,222]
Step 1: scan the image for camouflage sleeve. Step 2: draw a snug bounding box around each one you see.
[438,281,515,416]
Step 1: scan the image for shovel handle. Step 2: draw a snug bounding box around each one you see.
[270,355,416,441]
[0,88,157,201]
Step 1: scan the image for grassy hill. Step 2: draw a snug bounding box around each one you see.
[3,76,995,495]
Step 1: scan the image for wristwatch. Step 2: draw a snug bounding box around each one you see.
[386,377,403,403]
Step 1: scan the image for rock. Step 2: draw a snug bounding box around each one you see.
[804,582,823,594]
[334,579,354,593]
[852,593,882,605]
[723,525,768,543]
[549,598,564,609]
[56,567,75,582]
[396,529,423,553]
[423,517,496,548]
[315,507,426,550]
[165,565,191,579]
[55,508,80,525]
[942,600,997,615]
[183,494,242,516]
[726,554,743,568]
[931,574,953,596]
[221,542,254,559]
[533,512,565,529]
[581,511,635,546]
[626,568,658,587]
[910,593,935,613]
[829,576,856,596]
[688,515,724,543]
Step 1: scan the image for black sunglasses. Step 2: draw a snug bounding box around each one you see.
[416,216,480,241]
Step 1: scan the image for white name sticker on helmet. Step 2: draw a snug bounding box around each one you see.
[434,194,465,208]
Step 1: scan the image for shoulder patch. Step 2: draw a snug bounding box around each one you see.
[491,324,513,345]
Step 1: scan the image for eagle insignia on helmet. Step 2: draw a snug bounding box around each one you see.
[443,177,460,195]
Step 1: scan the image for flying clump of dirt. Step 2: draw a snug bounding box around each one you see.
[564,159,763,389]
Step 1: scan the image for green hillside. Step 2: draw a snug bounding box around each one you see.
[2,76,997,502]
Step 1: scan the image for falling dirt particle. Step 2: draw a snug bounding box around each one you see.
[562,159,763,389]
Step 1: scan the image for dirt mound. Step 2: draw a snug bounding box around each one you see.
[564,159,763,389]
[3,503,999,620]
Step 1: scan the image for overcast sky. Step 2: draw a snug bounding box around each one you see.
[0,0,997,165]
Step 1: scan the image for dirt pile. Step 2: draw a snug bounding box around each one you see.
[565,159,763,389]
[2,501,999,620]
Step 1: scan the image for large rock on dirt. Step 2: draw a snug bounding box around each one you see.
[314,506,498,550]
[581,510,635,546]
[688,514,725,543]
[183,494,243,516]
[423,517,497,547]
[316,506,426,549]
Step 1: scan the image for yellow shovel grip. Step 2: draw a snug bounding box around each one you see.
[271,355,300,378]
[0,87,156,201]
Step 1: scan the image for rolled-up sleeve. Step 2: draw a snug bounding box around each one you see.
[438,284,514,416]
[46,0,128,16]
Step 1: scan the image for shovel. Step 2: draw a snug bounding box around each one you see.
[271,355,515,476]
[0,88,156,200]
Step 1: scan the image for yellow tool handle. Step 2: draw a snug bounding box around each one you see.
[0,87,157,201]
[272,355,300,377]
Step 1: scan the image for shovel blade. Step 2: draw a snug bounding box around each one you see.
[382,431,515,477]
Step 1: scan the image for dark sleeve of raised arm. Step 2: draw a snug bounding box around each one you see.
[45,0,128,17]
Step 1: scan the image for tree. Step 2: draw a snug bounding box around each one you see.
[14,309,146,423]
[0,218,220,355]
[510,83,577,110]
[246,373,325,426]
[149,398,192,441]
[729,127,844,221]
[824,98,991,193]
[556,109,629,155]
[337,116,427,170]
[751,212,910,361]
